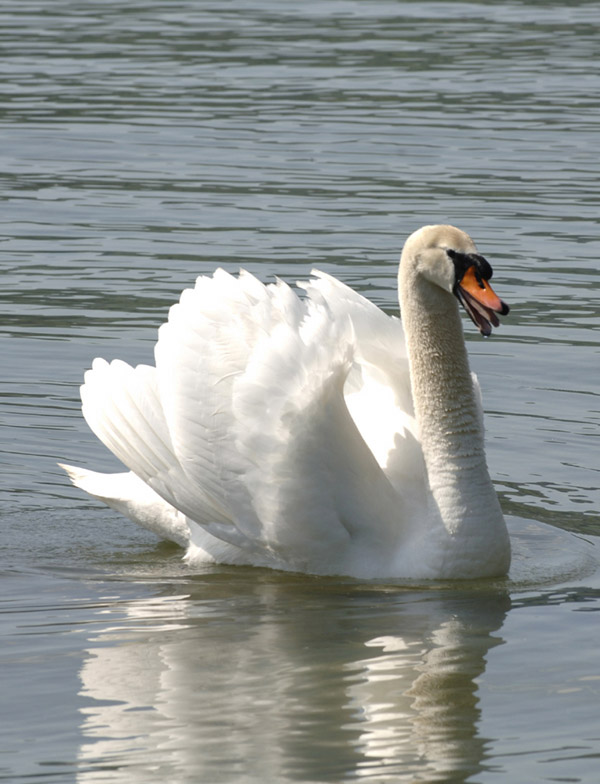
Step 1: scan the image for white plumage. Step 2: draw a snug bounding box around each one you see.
[61,225,511,579]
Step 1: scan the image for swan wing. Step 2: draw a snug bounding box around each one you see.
[81,270,409,572]
[301,271,426,494]
[80,357,235,532]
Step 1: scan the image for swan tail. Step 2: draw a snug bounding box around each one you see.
[58,463,191,546]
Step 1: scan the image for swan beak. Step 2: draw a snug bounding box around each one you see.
[456,266,510,337]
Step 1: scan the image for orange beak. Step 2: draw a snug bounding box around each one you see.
[456,266,509,337]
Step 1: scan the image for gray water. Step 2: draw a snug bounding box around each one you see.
[1,1,600,781]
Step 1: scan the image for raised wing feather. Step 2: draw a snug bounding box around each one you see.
[302,271,426,492]
[81,269,417,571]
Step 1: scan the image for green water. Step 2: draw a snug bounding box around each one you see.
[1,2,599,781]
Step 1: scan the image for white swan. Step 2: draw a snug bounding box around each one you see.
[61,224,511,579]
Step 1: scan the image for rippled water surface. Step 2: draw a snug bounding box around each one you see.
[1,2,599,782]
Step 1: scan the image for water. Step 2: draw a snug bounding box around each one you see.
[1,1,599,781]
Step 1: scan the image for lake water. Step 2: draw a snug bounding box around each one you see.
[1,1,599,781]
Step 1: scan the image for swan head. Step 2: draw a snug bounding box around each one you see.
[401,224,510,337]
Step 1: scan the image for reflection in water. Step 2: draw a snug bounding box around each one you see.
[77,579,509,782]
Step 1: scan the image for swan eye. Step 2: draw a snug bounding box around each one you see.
[472,254,493,281]
[446,249,493,286]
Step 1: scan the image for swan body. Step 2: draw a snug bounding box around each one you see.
[61,225,511,579]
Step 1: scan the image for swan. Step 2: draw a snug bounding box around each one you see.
[60,224,511,579]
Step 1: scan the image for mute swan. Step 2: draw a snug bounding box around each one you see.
[61,224,511,579]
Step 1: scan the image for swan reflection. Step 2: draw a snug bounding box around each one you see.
[77,576,509,782]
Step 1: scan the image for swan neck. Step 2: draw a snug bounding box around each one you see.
[400,270,497,529]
